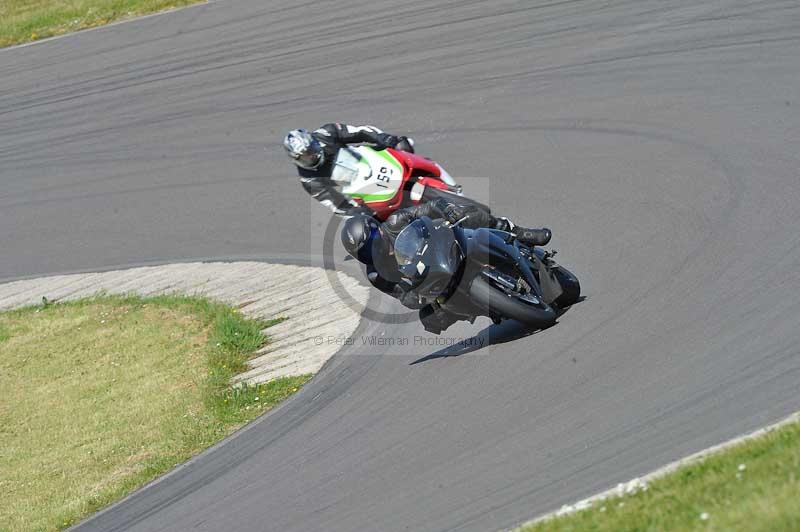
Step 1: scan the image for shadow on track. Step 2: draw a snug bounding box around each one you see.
[409,296,586,365]
[410,320,546,365]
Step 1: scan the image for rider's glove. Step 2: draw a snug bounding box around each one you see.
[396,136,415,153]
[432,198,466,224]
[375,133,400,150]
[444,204,467,224]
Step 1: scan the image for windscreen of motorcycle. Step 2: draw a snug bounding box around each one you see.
[395,219,429,267]
[340,146,403,203]
[395,218,460,293]
[330,147,364,184]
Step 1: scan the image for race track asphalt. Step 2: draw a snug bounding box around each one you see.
[2,1,800,530]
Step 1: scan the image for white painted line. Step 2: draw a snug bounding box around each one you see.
[0,262,369,384]
[511,410,800,530]
[0,0,215,54]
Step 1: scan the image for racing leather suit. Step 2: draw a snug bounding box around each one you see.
[365,199,513,310]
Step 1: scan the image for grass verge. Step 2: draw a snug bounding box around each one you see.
[0,0,203,48]
[0,294,311,532]
[520,418,800,532]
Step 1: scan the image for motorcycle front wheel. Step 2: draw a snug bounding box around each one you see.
[469,276,557,328]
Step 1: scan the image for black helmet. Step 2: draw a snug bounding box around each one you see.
[341,214,380,264]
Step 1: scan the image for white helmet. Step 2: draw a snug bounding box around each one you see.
[283,128,325,170]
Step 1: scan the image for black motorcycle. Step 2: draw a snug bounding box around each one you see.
[392,216,581,334]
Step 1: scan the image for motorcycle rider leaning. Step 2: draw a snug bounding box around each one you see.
[340,198,552,313]
[283,123,415,215]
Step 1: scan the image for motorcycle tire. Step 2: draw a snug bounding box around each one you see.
[469,276,557,327]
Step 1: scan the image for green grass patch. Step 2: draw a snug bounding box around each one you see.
[0,294,310,532]
[521,419,800,532]
[0,0,203,47]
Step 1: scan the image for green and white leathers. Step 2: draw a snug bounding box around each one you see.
[331,146,405,203]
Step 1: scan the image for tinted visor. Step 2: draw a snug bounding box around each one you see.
[295,139,323,169]
[395,220,428,266]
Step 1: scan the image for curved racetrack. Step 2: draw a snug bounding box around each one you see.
[2,1,800,530]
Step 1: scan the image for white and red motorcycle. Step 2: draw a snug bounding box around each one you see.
[330,145,488,221]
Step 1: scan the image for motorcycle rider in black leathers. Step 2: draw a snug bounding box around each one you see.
[340,199,552,332]
[283,123,416,215]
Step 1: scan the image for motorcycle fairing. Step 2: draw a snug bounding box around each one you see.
[526,248,563,304]
[335,146,404,202]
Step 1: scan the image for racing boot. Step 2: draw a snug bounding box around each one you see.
[495,217,552,246]
[513,226,552,246]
